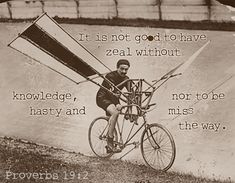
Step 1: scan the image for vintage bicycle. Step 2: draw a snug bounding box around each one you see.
[88,77,179,171]
[87,41,209,171]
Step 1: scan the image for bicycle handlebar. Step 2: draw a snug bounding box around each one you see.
[119,103,157,115]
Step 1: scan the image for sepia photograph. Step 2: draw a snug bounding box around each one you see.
[0,0,234,182]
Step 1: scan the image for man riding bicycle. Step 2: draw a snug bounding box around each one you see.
[96,59,130,153]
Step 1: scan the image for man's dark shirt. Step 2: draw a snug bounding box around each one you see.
[96,70,129,111]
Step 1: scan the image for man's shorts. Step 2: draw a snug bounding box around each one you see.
[96,97,113,112]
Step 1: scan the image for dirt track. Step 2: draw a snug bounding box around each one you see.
[0,136,232,183]
[0,22,234,181]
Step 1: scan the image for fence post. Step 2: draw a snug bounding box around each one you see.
[114,0,118,18]
[40,0,45,13]
[7,1,12,19]
[205,0,211,21]
[157,0,162,21]
[74,0,79,18]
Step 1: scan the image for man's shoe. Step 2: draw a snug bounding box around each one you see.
[105,145,122,153]
[105,145,113,154]
[106,136,122,153]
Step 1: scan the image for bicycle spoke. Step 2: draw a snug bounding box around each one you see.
[97,128,105,136]
[159,148,172,154]
[160,139,171,147]
[143,146,155,151]
[155,150,160,167]
[159,150,172,161]
[94,142,102,152]
[144,147,156,154]
[152,150,158,166]
[145,150,156,164]
[157,130,166,145]
[157,144,172,163]
[159,150,166,168]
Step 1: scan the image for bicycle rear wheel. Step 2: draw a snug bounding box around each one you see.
[140,123,176,171]
[88,116,118,158]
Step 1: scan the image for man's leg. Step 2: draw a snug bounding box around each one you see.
[106,104,119,138]
[105,104,120,153]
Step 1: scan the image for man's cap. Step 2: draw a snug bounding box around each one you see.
[117,59,130,68]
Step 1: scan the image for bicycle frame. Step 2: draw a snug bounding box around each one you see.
[88,75,179,169]
[103,76,177,155]
[115,112,147,147]
[113,109,164,159]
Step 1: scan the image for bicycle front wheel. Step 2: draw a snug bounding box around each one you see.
[140,123,176,171]
[88,116,118,158]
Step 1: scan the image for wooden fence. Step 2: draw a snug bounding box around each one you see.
[0,0,233,22]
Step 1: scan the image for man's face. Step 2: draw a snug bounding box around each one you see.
[117,64,129,77]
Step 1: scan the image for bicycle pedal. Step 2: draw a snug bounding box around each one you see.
[130,120,138,125]
[113,148,122,153]
[105,145,112,154]
[105,145,122,154]
[131,121,138,125]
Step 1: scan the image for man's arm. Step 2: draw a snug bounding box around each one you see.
[124,76,131,92]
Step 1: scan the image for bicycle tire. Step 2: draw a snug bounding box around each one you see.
[88,116,118,158]
[140,123,176,171]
